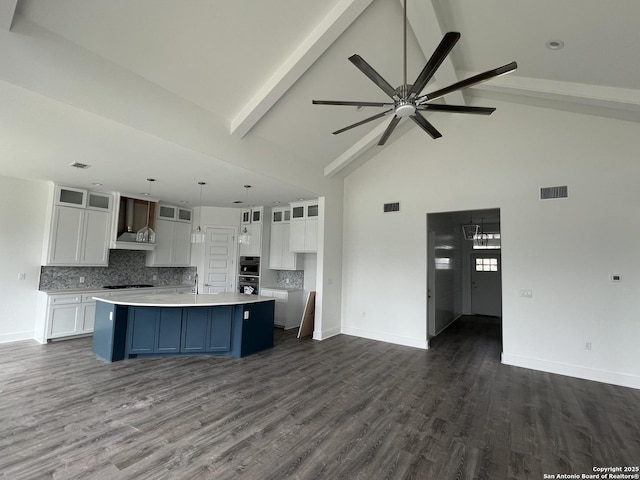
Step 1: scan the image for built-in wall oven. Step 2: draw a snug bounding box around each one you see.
[238,256,260,294]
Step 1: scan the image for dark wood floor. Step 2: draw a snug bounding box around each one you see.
[1,316,638,479]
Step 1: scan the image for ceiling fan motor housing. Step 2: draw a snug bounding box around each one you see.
[395,101,416,117]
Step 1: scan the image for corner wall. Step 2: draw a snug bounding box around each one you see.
[0,175,49,342]
[342,100,640,389]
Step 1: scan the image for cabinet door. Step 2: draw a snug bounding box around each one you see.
[269,223,284,269]
[172,222,192,266]
[305,218,318,252]
[239,223,261,256]
[181,308,209,352]
[48,206,83,264]
[81,209,111,265]
[207,306,233,352]
[48,304,81,338]
[289,221,306,252]
[56,186,86,207]
[81,302,96,333]
[127,308,157,354]
[87,192,112,211]
[176,208,192,223]
[158,205,177,220]
[241,209,251,225]
[280,223,297,270]
[155,308,182,353]
[150,219,175,265]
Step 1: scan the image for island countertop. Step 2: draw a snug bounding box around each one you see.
[93,292,275,308]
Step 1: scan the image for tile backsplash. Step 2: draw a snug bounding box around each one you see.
[39,250,196,290]
[274,270,304,289]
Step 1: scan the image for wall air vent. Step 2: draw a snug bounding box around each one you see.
[540,185,568,200]
[69,162,91,169]
[383,202,400,213]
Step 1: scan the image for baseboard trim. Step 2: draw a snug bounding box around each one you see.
[502,353,640,390]
[0,331,37,344]
[341,326,428,350]
[312,326,341,341]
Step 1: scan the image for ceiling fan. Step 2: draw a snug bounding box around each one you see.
[312,0,517,146]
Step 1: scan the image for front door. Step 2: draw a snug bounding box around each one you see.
[203,227,236,294]
[470,253,502,317]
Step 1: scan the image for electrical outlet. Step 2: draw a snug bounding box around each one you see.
[18,273,26,281]
[584,341,592,350]
[519,289,533,298]
[243,311,249,320]
[153,274,158,281]
[187,274,192,281]
[285,278,290,284]
[79,276,85,284]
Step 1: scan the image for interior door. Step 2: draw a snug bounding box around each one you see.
[470,253,502,317]
[203,227,236,294]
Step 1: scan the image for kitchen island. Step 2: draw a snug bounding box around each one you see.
[92,292,275,362]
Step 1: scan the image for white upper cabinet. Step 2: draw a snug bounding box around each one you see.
[289,200,318,253]
[45,185,113,266]
[239,206,265,257]
[146,206,193,267]
[269,207,298,270]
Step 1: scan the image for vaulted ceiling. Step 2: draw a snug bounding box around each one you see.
[1,0,639,206]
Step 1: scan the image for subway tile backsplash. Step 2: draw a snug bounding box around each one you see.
[39,250,196,290]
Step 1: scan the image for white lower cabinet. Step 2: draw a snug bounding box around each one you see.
[37,286,196,342]
[260,288,304,330]
[45,293,96,340]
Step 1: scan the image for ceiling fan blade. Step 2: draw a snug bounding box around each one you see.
[333,109,393,135]
[408,32,460,99]
[378,116,401,145]
[313,100,393,107]
[416,104,496,115]
[349,54,399,99]
[420,61,518,103]
[411,111,442,139]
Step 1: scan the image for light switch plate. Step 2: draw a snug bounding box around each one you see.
[243,311,249,320]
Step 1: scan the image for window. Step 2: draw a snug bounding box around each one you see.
[475,257,499,272]
[473,233,501,249]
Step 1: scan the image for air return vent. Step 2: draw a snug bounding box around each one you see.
[69,161,91,169]
[540,185,568,200]
[383,202,400,213]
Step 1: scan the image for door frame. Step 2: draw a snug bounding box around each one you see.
[198,225,239,294]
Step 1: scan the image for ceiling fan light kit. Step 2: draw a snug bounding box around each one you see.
[312,0,517,145]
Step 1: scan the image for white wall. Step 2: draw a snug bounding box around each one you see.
[342,100,640,389]
[0,175,49,342]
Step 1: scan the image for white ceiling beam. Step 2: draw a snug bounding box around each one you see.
[0,0,18,30]
[403,0,463,105]
[230,0,375,138]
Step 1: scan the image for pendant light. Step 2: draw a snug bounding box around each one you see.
[475,217,489,247]
[191,181,206,244]
[136,178,156,243]
[238,185,253,245]
[462,216,479,240]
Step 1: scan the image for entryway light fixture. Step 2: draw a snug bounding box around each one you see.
[474,217,489,247]
[462,217,479,240]
[238,185,252,245]
[191,181,206,244]
[136,178,156,243]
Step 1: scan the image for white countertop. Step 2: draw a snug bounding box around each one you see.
[93,292,275,307]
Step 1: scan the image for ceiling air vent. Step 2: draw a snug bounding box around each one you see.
[383,202,400,213]
[540,185,568,200]
[69,161,92,169]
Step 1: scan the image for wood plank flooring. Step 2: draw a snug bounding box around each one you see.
[1,316,638,479]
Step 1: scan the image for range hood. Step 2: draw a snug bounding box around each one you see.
[112,196,157,250]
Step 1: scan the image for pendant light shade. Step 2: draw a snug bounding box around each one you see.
[136,178,156,243]
[238,185,253,245]
[191,181,206,244]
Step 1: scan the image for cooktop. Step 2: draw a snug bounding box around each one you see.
[102,284,154,290]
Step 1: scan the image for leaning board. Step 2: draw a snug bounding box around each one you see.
[297,291,316,338]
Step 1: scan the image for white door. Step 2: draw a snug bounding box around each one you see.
[470,253,502,317]
[203,227,236,294]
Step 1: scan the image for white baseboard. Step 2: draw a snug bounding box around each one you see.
[312,326,341,341]
[341,326,428,350]
[502,353,640,390]
[0,331,37,344]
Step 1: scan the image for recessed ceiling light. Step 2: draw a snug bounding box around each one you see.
[546,40,564,50]
[91,182,102,186]
[180,200,189,204]
[355,105,365,111]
